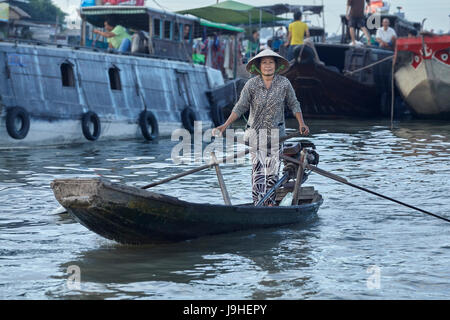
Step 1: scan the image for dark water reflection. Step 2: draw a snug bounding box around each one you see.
[1,119,449,299]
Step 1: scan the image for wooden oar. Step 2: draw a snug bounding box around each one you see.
[141,131,303,190]
[211,151,231,205]
[291,150,306,205]
[280,154,450,224]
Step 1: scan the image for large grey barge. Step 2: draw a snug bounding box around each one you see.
[0,5,239,148]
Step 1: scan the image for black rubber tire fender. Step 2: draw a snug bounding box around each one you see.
[6,106,30,140]
[181,107,198,133]
[81,111,101,141]
[139,110,159,140]
[210,104,225,127]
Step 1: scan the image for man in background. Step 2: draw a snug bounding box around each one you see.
[284,11,310,60]
[376,18,397,49]
[346,0,371,46]
[93,17,132,52]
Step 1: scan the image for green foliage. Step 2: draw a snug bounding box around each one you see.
[17,0,67,24]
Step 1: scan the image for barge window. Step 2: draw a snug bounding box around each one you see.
[61,62,75,87]
[183,24,191,42]
[108,67,121,91]
[153,18,161,38]
[174,23,181,41]
[164,20,172,40]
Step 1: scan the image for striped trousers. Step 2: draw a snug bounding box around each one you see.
[251,145,283,206]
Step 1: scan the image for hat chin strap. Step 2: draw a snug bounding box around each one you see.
[250,63,286,75]
[275,64,286,73]
[250,64,262,75]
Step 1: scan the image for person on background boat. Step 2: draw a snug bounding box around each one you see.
[284,11,310,61]
[213,49,309,206]
[346,0,371,46]
[246,30,260,60]
[375,18,397,49]
[93,17,132,53]
[272,27,285,52]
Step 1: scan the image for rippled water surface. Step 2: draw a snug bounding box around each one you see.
[1,119,449,299]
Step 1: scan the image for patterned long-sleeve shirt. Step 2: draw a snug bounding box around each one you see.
[232,75,302,138]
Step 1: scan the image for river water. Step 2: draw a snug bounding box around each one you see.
[1,119,449,300]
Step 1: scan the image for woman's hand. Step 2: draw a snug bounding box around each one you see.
[299,123,310,135]
[212,124,227,137]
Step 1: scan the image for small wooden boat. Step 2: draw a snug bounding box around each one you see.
[51,178,323,245]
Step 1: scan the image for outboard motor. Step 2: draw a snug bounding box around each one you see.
[282,140,319,185]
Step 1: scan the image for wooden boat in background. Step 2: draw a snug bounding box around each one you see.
[285,44,390,118]
[394,35,450,119]
[281,7,421,119]
[51,178,323,245]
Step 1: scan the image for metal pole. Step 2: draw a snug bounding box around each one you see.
[55,14,58,44]
[81,19,86,46]
[322,0,326,42]
[233,34,238,79]
[259,8,262,31]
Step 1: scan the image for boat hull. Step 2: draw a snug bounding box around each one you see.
[285,44,395,119]
[0,117,210,149]
[51,178,323,244]
[394,36,450,118]
[0,42,224,147]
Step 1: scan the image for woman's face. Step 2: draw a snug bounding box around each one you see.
[260,57,276,76]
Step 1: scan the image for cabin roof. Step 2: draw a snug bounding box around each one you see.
[258,4,324,16]
[81,5,243,35]
[177,0,288,26]
[81,5,196,28]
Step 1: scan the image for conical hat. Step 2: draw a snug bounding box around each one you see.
[246,49,290,75]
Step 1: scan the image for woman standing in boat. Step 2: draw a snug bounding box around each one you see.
[213,49,309,206]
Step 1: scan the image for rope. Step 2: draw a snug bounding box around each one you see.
[344,55,394,76]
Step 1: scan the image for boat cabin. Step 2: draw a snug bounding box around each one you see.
[80,5,196,61]
[80,5,244,62]
[339,13,421,44]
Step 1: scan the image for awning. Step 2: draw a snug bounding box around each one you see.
[80,5,197,29]
[177,0,287,26]
[199,19,244,33]
[258,4,324,16]
[81,6,155,29]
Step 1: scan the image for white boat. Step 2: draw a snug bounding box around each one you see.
[394,35,450,119]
